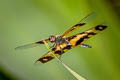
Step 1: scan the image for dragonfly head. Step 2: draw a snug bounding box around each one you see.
[49,35,56,42]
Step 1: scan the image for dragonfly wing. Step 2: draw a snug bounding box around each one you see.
[36,51,55,63]
[15,43,40,50]
[36,44,61,63]
[36,43,72,63]
[68,24,107,47]
[15,38,50,50]
[80,12,97,23]
[62,12,97,37]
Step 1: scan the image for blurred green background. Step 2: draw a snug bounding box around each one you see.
[0,0,120,80]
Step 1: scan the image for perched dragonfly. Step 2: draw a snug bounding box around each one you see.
[15,13,107,63]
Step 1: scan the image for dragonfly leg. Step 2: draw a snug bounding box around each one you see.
[58,55,62,60]
[80,44,92,48]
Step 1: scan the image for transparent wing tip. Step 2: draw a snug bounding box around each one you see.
[81,12,97,23]
[15,46,23,50]
[102,22,110,26]
[34,60,43,66]
[15,43,39,50]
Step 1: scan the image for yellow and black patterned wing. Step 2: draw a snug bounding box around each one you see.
[15,39,50,50]
[62,12,97,37]
[36,44,64,63]
[37,43,73,63]
[37,24,107,63]
[68,24,107,47]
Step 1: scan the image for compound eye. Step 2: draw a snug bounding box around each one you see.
[49,35,56,42]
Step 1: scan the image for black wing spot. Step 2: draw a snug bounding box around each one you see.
[39,56,54,63]
[70,28,75,31]
[55,50,64,55]
[74,23,86,26]
[95,25,107,31]
[67,35,77,41]
[75,36,89,46]
[71,35,76,39]
[63,45,72,50]
[88,32,97,35]
[52,47,56,51]
[79,32,85,34]
[36,41,44,44]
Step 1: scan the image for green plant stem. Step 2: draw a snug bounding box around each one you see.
[43,40,86,80]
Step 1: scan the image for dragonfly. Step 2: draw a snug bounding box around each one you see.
[15,13,107,63]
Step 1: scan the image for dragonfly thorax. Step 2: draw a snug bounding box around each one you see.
[49,35,66,44]
[49,35,70,45]
[55,36,68,44]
